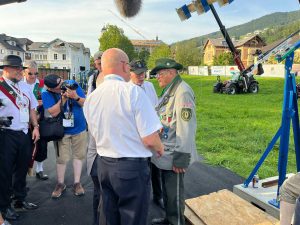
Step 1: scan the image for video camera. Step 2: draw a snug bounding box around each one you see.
[60,82,78,93]
[0,99,4,107]
[0,99,13,127]
[0,116,13,127]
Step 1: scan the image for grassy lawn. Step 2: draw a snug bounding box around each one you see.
[151,75,299,179]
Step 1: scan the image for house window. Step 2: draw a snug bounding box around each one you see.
[54,54,58,60]
[40,54,43,60]
[0,49,4,54]
[35,54,39,60]
[43,55,47,60]
[10,50,13,54]
[63,67,66,69]
[62,54,66,60]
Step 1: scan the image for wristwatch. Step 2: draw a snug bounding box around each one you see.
[75,97,80,102]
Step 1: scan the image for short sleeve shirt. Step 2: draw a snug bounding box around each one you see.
[84,74,162,158]
[42,80,86,135]
[0,78,38,133]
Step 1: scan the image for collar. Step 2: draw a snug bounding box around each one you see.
[24,77,39,85]
[104,74,125,82]
[160,75,181,97]
[3,76,15,86]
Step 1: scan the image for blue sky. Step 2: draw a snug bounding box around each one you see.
[0,0,299,54]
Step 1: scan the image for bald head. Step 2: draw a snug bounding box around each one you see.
[101,48,131,81]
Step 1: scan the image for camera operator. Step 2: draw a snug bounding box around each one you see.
[42,74,87,199]
[23,60,49,180]
[0,55,39,221]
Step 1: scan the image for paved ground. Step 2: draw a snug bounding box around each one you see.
[11,142,244,225]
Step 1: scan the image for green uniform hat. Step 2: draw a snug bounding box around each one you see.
[150,58,183,75]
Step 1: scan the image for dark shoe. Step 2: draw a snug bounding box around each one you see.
[14,200,38,211]
[151,218,171,225]
[1,207,19,221]
[51,183,66,199]
[36,171,48,180]
[73,183,85,196]
[153,198,165,209]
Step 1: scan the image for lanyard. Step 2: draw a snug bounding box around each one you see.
[104,74,125,81]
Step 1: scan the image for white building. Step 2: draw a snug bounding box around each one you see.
[0,34,30,62]
[27,38,90,76]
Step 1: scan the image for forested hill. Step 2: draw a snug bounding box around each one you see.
[175,10,300,46]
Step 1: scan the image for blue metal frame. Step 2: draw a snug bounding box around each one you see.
[243,40,300,208]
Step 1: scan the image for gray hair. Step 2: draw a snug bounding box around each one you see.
[23,60,38,69]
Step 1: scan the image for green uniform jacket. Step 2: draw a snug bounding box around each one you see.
[152,78,198,170]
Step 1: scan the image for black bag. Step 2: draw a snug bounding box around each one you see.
[39,92,64,141]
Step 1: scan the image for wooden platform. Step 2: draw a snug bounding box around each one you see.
[184,189,279,225]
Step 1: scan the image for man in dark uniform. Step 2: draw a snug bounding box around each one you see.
[150,58,198,225]
[0,55,39,221]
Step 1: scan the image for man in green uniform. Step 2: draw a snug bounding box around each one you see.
[150,58,198,225]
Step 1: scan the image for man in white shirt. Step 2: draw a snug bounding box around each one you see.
[0,55,39,221]
[23,60,48,180]
[129,59,164,209]
[84,48,164,225]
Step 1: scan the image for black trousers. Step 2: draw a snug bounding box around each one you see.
[151,162,163,200]
[98,156,151,225]
[161,170,185,225]
[0,129,32,211]
[34,138,48,162]
[90,155,100,225]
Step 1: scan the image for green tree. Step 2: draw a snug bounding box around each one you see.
[90,56,95,69]
[171,41,202,67]
[147,44,171,69]
[99,25,136,60]
[137,49,150,62]
[213,52,234,66]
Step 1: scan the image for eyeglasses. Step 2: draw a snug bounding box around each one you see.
[28,72,39,76]
[121,61,131,69]
[157,70,169,77]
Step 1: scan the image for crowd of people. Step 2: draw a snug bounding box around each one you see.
[0,49,197,225]
[1,48,299,225]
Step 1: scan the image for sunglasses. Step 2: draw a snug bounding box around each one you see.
[28,72,39,76]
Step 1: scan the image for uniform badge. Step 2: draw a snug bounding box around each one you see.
[9,91,13,95]
[181,108,192,121]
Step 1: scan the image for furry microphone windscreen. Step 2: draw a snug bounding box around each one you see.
[114,0,142,18]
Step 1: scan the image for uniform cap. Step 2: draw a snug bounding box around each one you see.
[44,74,61,88]
[150,58,183,75]
[94,51,103,60]
[129,59,147,74]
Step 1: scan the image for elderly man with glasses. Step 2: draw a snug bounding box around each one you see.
[0,55,39,222]
[150,58,198,225]
[23,60,49,180]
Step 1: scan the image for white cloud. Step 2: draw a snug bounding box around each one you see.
[0,0,297,54]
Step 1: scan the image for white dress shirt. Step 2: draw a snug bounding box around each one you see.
[138,81,158,108]
[0,77,38,133]
[84,74,162,158]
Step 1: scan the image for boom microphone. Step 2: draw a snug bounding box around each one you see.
[114,0,142,18]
